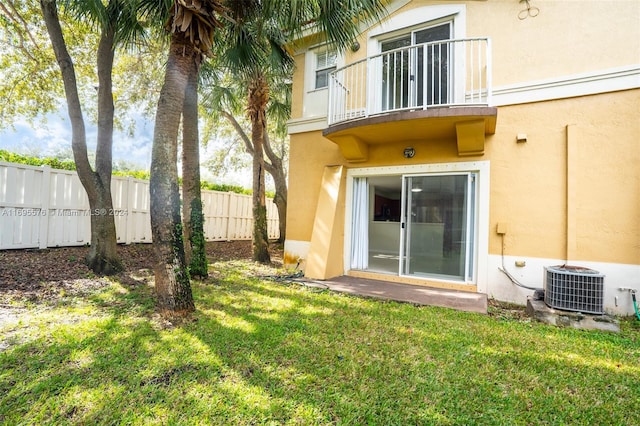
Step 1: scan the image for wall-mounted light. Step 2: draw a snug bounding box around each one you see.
[351,41,360,52]
[403,147,415,158]
[516,133,527,143]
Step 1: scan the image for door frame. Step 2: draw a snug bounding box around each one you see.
[344,161,490,289]
[377,20,453,112]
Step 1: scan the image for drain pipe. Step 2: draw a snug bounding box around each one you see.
[619,288,640,320]
[498,234,544,297]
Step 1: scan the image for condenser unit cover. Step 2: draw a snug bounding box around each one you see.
[544,265,604,315]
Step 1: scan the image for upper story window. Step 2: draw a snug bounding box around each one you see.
[315,49,337,89]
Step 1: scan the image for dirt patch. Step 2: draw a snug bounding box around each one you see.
[487,298,530,321]
[0,240,282,303]
[0,240,283,349]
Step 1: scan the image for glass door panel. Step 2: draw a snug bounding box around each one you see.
[401,174,472,281]
[414,23,451,106]
[350,173,475,283]
[381,36,411,111]
[367,176,402,273]
[379,22,451,111]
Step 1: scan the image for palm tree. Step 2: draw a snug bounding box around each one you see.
[214,1,387,263]
[141,0,386,311]
[217,86,290,246]
[200,41,291,249]
[181,63,208,278]
[210,3,291,264]
[39,0,145,275]
[221,9,292,263]
[262,78,291,245]
[140,0,224,313]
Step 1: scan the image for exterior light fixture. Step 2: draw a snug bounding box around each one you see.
[403,147,415,158]
[351,41,360,52]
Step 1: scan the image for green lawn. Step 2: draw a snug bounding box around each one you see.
[1,260,639,425]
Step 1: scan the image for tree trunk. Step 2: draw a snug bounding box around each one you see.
[150,32,195,314]
[248,75,270,264]
[263,130,287,244]
[181,63,208,278]
[265,165,287,245]
[222,110,287,245]
[40,0,121,275]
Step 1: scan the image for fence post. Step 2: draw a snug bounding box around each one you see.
[225,192,233,241]
[125,177,134,244]
[38,165,51,249]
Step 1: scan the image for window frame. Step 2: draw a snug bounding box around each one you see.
[314,48,338,90]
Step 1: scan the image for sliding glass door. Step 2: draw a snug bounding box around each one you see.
[351,172,476,283]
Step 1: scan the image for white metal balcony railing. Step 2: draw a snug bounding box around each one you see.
[328,38,491,126]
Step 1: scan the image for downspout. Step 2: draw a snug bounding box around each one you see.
[565,124,578,263]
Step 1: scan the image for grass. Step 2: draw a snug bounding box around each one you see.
[1,260,639,425]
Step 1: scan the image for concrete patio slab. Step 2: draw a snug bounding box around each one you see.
[296,275,488,314]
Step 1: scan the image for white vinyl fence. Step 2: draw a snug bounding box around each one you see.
[0,161,279,250]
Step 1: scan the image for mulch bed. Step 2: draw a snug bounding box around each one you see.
[0,240,282,296]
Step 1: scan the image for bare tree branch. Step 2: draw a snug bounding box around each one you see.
[222,110,254,156]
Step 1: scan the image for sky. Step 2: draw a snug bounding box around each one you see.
[0,112,153,168]
[0,111,255,188]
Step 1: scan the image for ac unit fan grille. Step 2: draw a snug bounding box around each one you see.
[544,266,604,315]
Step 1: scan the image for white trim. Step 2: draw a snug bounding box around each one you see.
[487,254,640,316]
[344,161,490,292]
[493,65,640,106]
[287,116,328,134]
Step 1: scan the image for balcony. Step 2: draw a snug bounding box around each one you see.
[324,38,497,161]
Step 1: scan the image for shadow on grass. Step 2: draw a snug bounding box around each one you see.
[1,261,639,425]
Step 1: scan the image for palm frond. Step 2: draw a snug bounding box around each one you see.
[169,0,225,54]
[269,0,388,50]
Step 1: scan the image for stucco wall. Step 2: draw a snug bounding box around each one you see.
[285,0,640,311]
[286,132,343,242]
[466,0,640,86]
[288,89,640,265]
[290,0,640,121]
[488,90,640,265]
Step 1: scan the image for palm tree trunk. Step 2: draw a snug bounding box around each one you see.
[150,32,195,314]
[248,74,271,264]
[41,0,121,275]
[181,64,207,278]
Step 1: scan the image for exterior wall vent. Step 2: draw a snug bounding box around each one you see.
[544,265,604,315]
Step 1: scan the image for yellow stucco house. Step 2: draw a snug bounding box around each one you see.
[285,0,640,316]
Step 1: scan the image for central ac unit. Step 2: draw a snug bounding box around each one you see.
[544,265,604,315]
